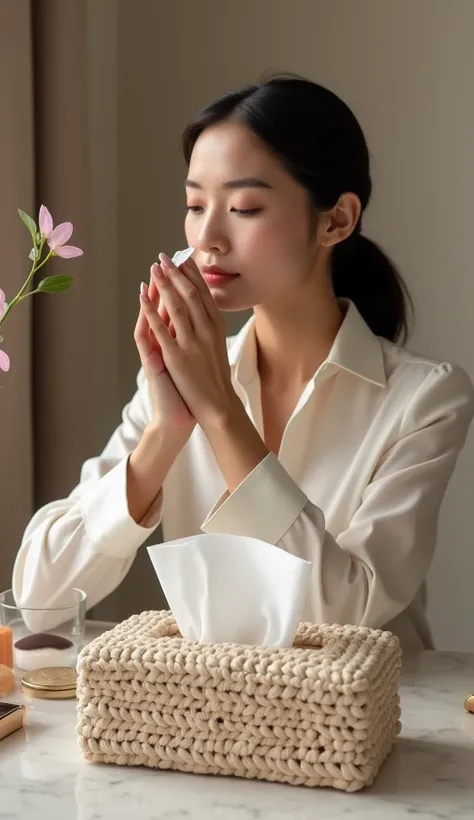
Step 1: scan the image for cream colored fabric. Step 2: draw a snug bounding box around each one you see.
[76,610,402,792]
[13,303,474,647]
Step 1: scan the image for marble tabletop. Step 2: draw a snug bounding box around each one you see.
[1,621,473,820]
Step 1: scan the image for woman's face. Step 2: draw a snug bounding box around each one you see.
[185,121,320,312]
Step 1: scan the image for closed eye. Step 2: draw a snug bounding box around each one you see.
[186,206,262,216]
[231,208,262,216]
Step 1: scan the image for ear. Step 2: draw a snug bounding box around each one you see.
[318,193,362,249]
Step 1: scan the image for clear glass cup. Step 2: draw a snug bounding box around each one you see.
[0,588,86,673]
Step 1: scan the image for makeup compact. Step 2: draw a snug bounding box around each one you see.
[21,666,77,700]
[464,694,474,714]
[0,701,25,741]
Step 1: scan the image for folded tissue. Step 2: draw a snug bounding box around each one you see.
[171,246,195,266]
[147,533,312,647]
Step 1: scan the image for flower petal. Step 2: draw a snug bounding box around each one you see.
[54,245,83,258]
[0,289,5,315]
[48,222,73,249]
[39,205,54,238]
[0,349,10,372]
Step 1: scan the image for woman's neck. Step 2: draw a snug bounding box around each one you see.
[253,281,343,388]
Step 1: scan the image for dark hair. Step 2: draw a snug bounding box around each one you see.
[182,75,413,343]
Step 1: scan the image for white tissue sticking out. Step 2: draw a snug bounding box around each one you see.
[147,533,312,648]
[171,246,195,267]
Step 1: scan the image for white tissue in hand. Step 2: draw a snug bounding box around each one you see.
[147,533,312,647]
[171,246,195,266]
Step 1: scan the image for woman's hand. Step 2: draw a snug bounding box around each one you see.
[139,253,241,431]
[134,267,195,439]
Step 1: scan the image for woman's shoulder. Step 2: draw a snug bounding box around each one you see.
[380,337,474,415]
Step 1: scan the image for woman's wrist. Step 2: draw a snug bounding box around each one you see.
[127,423,190,525]
[201,397,270,494]
[143,419,191,451]
[199,389,246,437]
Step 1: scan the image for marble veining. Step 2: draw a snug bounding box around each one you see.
[1,622,473,819]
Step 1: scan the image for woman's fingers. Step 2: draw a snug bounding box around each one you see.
[148,266,159,303]
[150,264,193,344]
[140,283,181,356]
[134,280,167,375]
[158,296,176,338]
[152,262,210,338]
[134,285,154,361]
[134,305,150,358]
[148,263,176,338]
[159,253,221,326]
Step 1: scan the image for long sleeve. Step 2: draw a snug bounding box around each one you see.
[201,363,474,630]
[12,369,163,611]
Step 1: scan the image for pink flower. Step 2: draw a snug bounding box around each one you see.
[0,349,10,372]
[39,205,83,259]
[39,205,53,238]
[0,289,10,372]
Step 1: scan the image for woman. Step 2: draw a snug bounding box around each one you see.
[13,76,474,648]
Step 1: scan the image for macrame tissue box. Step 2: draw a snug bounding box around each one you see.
[76,610,402,792]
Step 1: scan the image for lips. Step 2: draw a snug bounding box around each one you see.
[203,266,239,277]
[202,265,240,286]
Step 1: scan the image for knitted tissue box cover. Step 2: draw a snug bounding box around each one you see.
[76,610,402,792]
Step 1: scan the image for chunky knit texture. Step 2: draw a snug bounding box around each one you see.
[76,611,402,791]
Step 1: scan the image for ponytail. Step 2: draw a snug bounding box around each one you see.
[332,233,412,343]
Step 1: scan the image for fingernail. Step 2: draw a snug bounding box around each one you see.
[140,281,149,302]
[159,252,174,269]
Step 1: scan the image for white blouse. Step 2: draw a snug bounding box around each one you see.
[13,302,474,648]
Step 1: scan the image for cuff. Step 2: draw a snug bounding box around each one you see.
[201,452,307,543]
[81,456,163,558]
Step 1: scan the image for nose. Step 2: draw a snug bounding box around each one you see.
[194,209,230,257]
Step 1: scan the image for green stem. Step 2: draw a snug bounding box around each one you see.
[0,240,52,327]
[20,287,43,299]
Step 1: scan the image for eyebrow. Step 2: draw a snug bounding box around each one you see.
[185,177,272,191]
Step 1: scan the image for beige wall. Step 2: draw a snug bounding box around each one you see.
[87,0,474,648]
[0,0,34,590]
[85,0,119,452]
